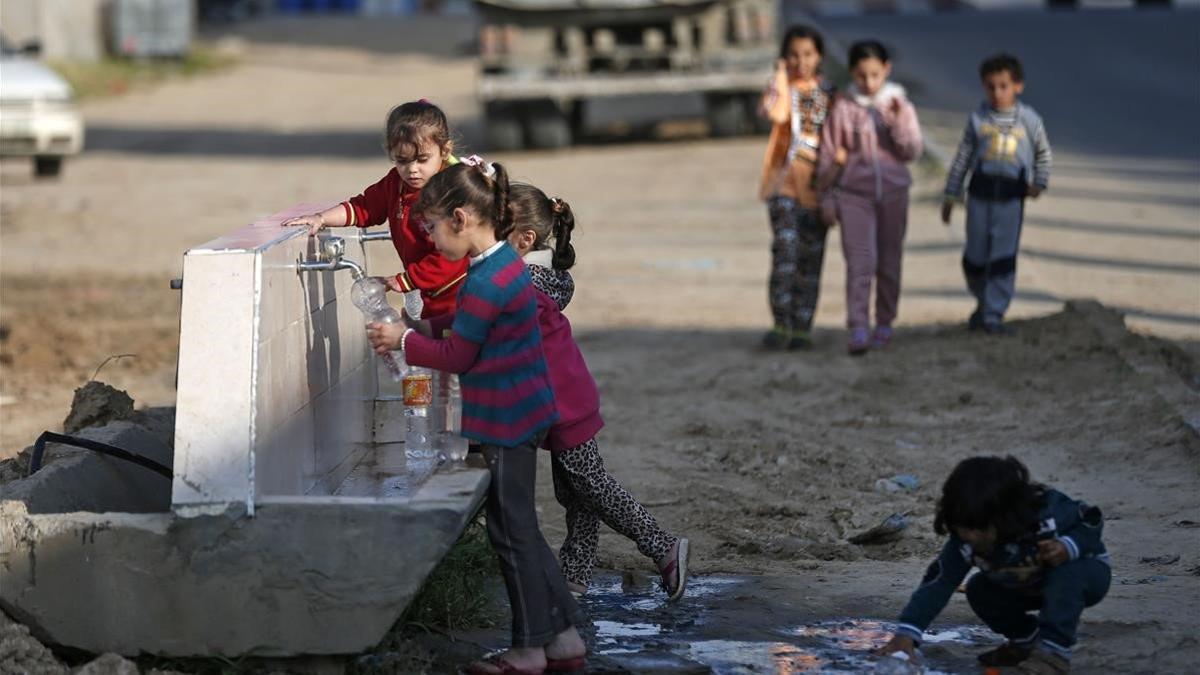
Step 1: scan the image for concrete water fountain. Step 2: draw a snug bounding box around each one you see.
[0,206,488,657]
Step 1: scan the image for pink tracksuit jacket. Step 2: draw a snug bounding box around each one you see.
[817,82,923,332]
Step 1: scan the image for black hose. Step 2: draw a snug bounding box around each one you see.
[27,431,173,480]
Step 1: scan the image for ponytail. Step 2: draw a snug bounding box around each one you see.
[492,162,514,240]
[550,198,576,270]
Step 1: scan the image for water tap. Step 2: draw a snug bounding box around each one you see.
[297,235,365,280]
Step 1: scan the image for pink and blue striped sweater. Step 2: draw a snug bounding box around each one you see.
[403,242,558,447]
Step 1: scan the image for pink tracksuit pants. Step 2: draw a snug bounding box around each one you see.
[836,189,909,332]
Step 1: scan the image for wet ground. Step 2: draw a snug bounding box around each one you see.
[438,572,1002,674]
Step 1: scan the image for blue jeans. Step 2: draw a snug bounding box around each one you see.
[967,558,1111,659]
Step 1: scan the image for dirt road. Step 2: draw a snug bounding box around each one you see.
[1,16,1197,672]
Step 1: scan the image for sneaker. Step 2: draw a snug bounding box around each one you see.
[787,329,813,350]
[983,321,1017,337]
[1017,649,1070,674]
[762,326,789,350]
[658,538,690,602]
[968,309,984,331]
[871,326,893,349]
[847,329,870,356]
[978,642,1034,667]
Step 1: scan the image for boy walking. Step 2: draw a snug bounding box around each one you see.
[942,53,1051,335]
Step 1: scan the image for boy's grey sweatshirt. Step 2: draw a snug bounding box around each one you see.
[944,101,1052,198]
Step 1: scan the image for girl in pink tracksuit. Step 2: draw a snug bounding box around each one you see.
[818,40,923,355]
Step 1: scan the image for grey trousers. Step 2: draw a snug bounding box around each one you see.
[482,438,585,647]
[963,196,1024,325]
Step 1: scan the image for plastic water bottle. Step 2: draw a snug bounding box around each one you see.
[403,362,436,461]
[435,370,469,462]
[403,289,423,322]
[350,277,404,381]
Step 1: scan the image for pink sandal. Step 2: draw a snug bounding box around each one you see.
[465,656,544,675]
[659,537,690,602]
[545,655,586,673]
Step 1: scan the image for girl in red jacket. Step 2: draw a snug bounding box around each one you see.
[817,42,923,355]
[508,183,690,602]
[282,100,468,317]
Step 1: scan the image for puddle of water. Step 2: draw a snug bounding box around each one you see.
[333,450,440,498]
[581,573,998,674]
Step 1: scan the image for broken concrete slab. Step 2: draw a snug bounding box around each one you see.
[3,421,173,515]
[0,463,487,657]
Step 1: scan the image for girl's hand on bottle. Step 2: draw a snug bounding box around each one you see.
[1037,539,1070,567]
[874,635,917,659]
[383,275,404,293]
[366,321,405,354]
[940,201,954,225]
[281,213,325,236]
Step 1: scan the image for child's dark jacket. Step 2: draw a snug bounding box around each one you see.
[895,488,1108,643]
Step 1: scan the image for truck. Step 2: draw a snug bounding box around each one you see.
[474,0,777,150]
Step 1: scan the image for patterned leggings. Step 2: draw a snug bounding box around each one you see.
[552,438,678,588]
[767,197,829,332]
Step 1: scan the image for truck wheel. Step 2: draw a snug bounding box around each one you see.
[486,115,525,152]
[33,156,62,178]
[526,102,572,150]
[707,95,746,138]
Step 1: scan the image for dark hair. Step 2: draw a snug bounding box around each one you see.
[509,184,576,270]
[934,456,1046,544]
[384,100,451,160]
[779,24,824,60]
[848,40,890,68]
[980,53,1024,83]
[416,162,514,239]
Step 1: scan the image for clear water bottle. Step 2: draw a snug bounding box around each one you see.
[403,289,424,322]
[435,370,469,462]
[403,363,436,461]
[350,277,404,381]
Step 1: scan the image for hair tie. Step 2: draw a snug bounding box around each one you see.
[460,154,496,178]
[551,197,565,213]
[418,98,430,104]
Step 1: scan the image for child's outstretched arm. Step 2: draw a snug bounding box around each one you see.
[941,120,978,225]
[1029,115,1052,198]
[881,538,972,652]
[759,60,790,124]
[282,205,349,236]
[396,245,469,302]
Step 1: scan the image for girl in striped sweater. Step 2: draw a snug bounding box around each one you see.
[367,161,586,675]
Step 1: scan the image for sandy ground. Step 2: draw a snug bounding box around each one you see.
[1,15,1198,673]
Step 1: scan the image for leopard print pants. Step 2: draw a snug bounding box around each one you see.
[552,438,678,588]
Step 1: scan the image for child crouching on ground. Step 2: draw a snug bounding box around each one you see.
[876,456,1110,674]
[507,183,689,601]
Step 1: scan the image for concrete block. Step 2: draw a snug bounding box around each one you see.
[0,464,488,657]
[2,421,173,515]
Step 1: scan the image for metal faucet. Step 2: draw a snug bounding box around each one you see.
[360,229,392,242]
[297,236,365,281]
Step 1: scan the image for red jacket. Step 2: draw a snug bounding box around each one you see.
[340,168,468,318]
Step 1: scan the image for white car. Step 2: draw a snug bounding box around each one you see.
[0,35,84,177]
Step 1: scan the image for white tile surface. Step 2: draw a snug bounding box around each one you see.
[174,209,377,507]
